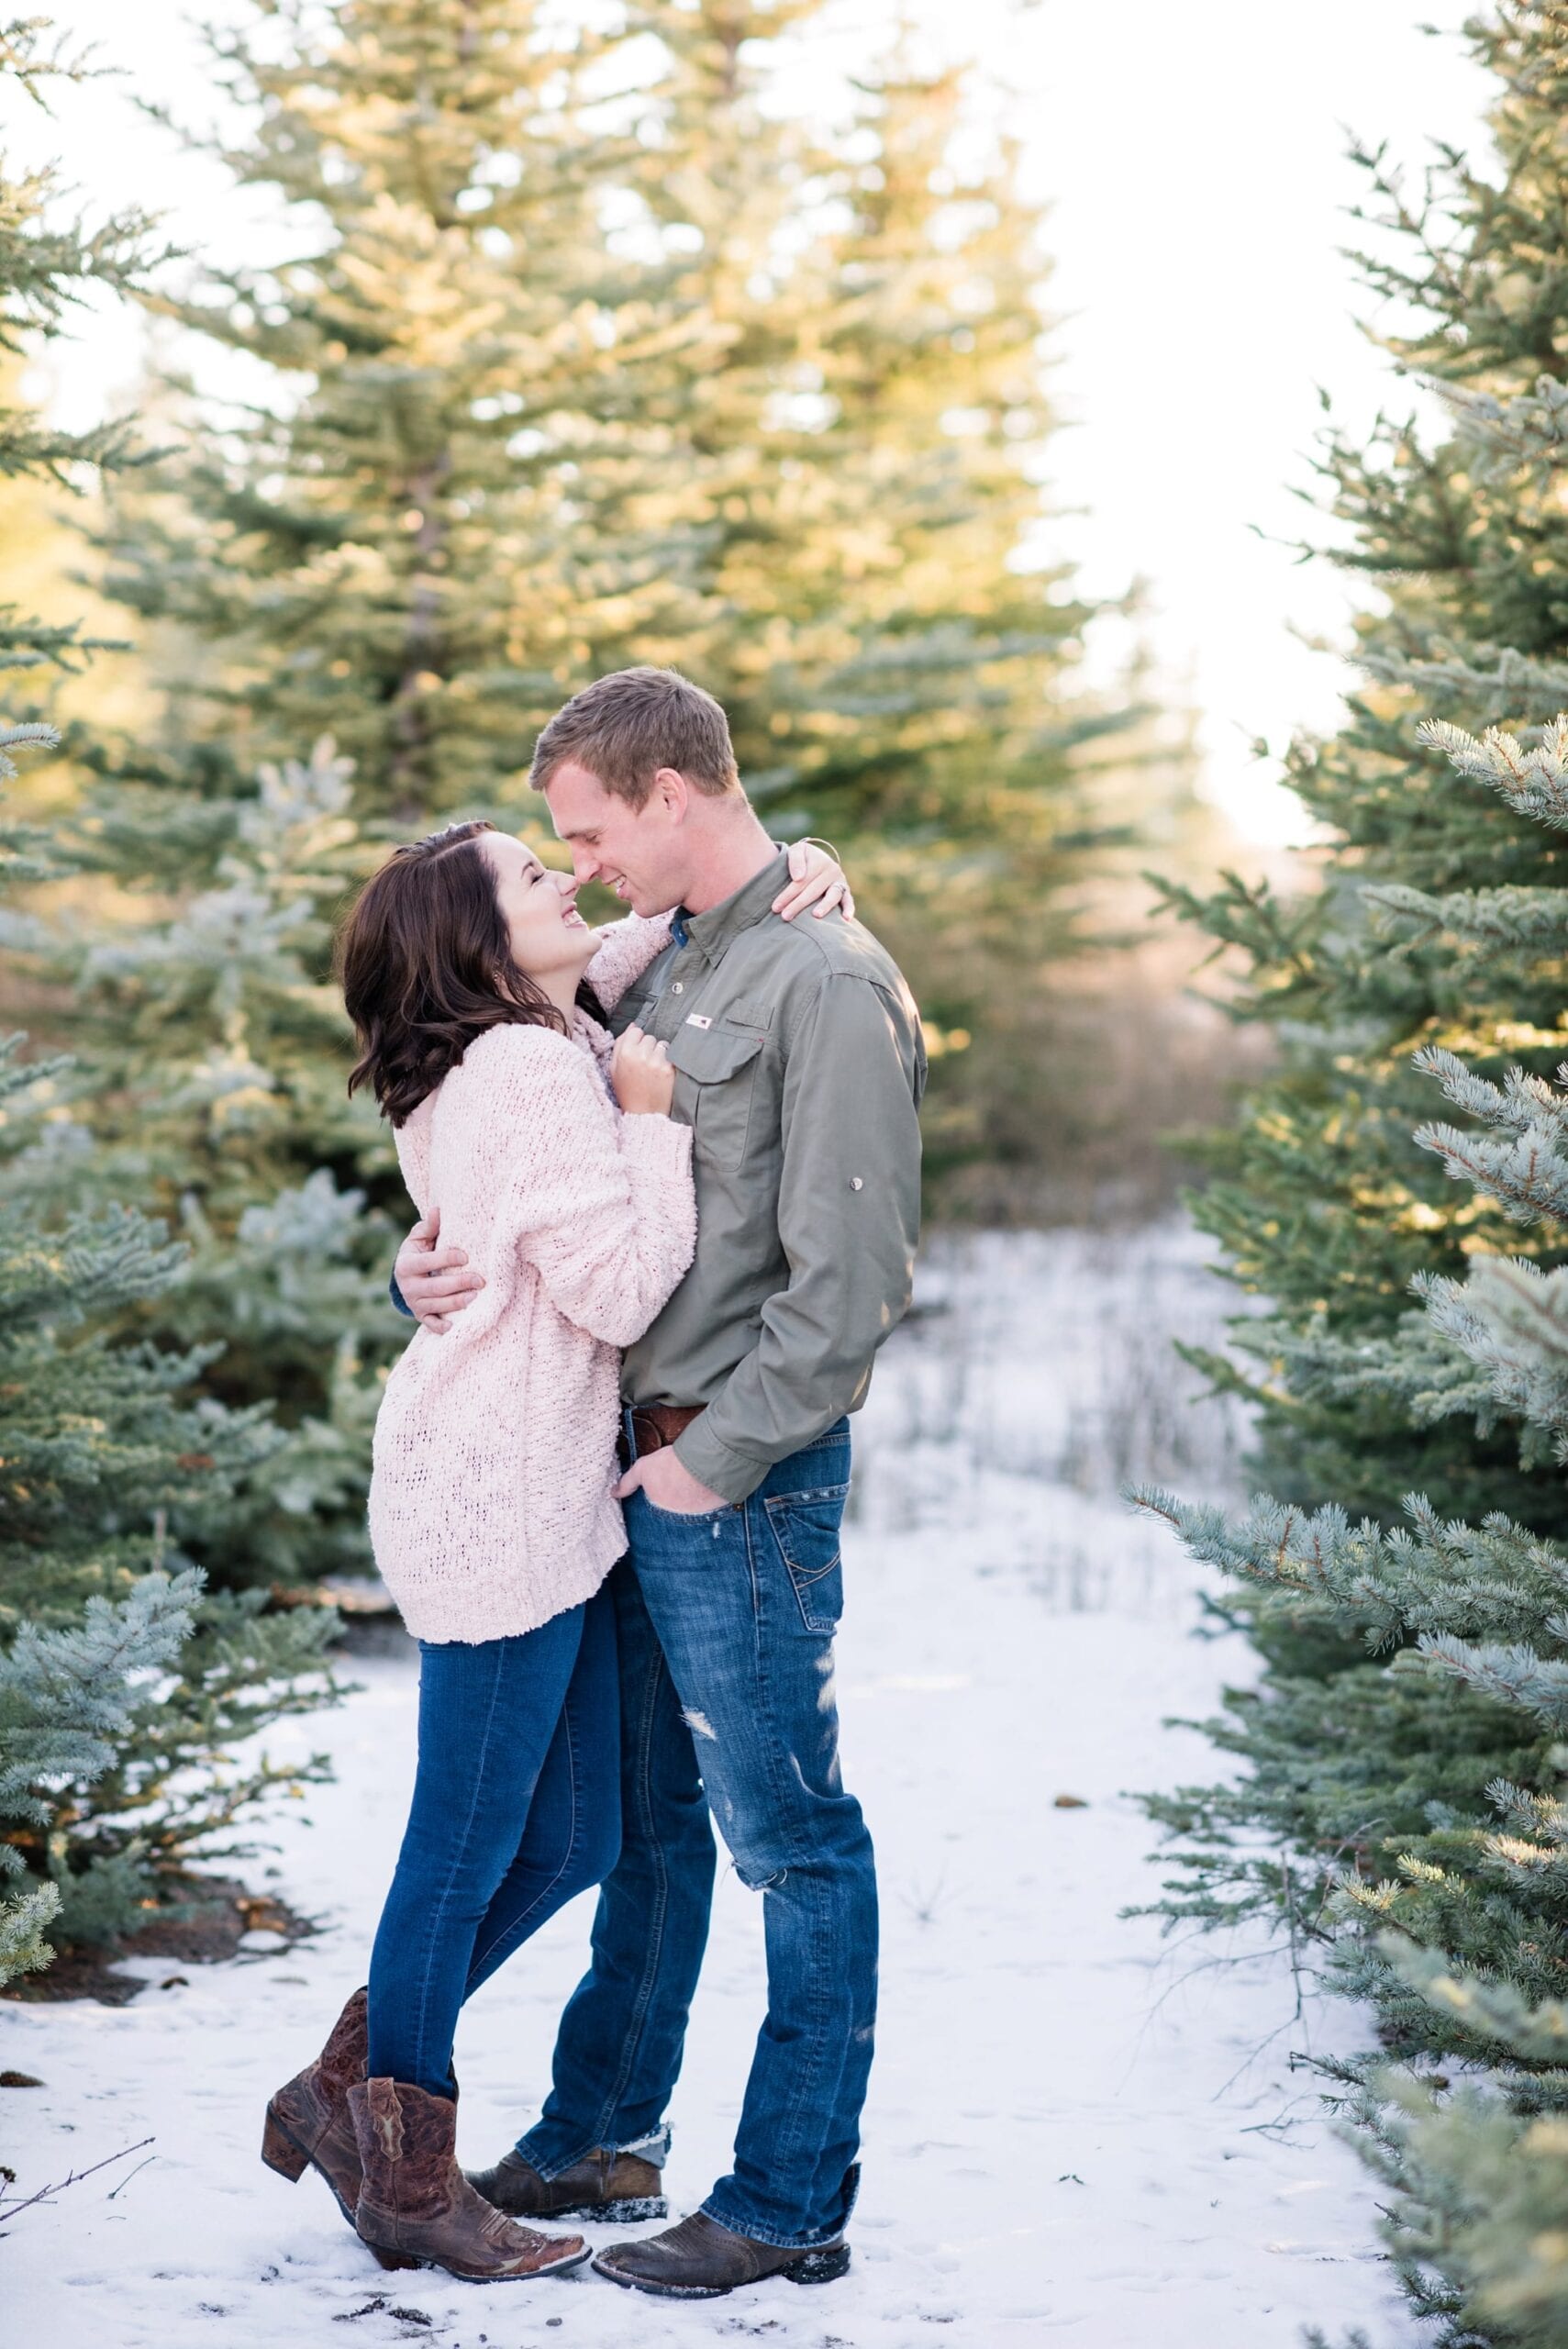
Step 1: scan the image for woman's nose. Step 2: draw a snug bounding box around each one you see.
[552,871,580,903]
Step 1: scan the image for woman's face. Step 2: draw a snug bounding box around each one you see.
[480,833,598,983]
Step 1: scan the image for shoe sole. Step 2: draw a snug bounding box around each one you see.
[493,2194,667,2224]
[360,2240,595,2283]
[590,2242,851,2298]
[262,2102,418,2274]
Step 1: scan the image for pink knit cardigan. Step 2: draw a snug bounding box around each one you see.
[367,914,695,1643]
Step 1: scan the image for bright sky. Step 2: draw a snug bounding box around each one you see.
[18,1,1492,844]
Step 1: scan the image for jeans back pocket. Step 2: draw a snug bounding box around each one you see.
[763,1482,851,1634]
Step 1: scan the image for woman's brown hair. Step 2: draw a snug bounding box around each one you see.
[338,821,600,1126]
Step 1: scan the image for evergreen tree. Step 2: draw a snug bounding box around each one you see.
[61,735,403,1591]
[612,7,1152,1185]
[96,0,684,824]
[1136,714,1568,2348]
[1136,10,1568,2337]
[0,18,337,1983]
[1155,1,1568,1533]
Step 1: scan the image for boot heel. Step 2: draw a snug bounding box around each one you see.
[355,2207,423,2274]
[370,2244,422,2274]
[261,2105,310,2182]
[784,2242,851,2287]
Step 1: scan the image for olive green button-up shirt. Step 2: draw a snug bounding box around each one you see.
[610,850,926,1503]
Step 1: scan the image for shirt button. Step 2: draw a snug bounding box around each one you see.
[850,1176,863,1191]
[672,982,684,995]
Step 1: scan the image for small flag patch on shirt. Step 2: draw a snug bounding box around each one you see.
[685,1013,713,1029]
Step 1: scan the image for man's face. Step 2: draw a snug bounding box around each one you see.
[542,760,688,918]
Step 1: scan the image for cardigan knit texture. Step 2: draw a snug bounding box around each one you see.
[367,914,695,1644]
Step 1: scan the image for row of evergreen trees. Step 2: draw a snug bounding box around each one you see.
[1140,5,1568,2338]
[0,21,339,1987]
[3,4,1157,1979]
[44,0,1171,1601]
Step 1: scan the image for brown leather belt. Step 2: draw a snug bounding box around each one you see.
[628,1402,706,1457]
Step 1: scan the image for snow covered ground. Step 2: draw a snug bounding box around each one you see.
[5,1223,1417,2348]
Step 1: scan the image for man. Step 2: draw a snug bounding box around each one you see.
[393,665,925,2298]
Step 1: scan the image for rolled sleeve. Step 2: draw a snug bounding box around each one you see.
[673,971,923,1500]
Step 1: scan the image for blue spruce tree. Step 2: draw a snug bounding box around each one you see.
[1136,11,1568,2338]
[0,19,338,1987]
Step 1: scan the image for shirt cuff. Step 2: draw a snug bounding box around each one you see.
[620,1112,694,1179]
[673,1415,769,1504]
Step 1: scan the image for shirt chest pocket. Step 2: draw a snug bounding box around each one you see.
[666,1021,765,1171]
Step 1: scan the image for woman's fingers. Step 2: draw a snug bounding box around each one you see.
[774,841,848,921]
[412,1241,468,1273]
[615,1026,665,1065]
[417,1261,484,1300]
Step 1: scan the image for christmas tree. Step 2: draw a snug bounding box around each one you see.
[0,19,337,1984]
[1136,9,1568,2338]
[95,0,689,824]
[606,7,1166,1190]
[59,734,405,1592]
[1154,2,1568,1534]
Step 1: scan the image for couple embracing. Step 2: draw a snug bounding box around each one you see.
[261,665,925,2299]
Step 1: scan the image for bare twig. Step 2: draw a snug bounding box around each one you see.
[0,2135,154,2224]
[105,2152,156,2201]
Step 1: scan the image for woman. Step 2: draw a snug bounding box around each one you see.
[261,822,850,2283]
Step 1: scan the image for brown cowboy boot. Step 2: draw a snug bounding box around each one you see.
[593,2209,851,2299]
[465,2143,667,2224]
[348,2076,591,2281]
[261,1988,417,2273]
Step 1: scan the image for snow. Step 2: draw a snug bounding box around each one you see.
[4,1222,1416,2347]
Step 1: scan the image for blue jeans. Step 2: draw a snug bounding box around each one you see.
[366,1584,620,2099]
[517,1418,874,2248]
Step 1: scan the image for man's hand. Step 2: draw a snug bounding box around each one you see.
[617,1446,728,1514]
[395,1207,484,1336]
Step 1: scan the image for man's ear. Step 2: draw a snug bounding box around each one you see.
[650,766,690,825]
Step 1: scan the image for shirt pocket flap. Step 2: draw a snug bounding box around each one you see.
[666,1024,764,1086]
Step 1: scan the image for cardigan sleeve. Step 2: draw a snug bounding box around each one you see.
[584,911,675,1012]
[491,1033,696,1348]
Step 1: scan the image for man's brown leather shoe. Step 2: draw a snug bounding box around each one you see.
[592,2209,851,2298]
[465,2144,667,2223]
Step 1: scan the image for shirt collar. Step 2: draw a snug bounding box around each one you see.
[675,849,788,964]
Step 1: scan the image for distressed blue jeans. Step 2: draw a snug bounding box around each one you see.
[517,1417,875,2249]
[366,1584,620,2099]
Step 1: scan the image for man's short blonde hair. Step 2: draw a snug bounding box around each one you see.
[529,666,741,807]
